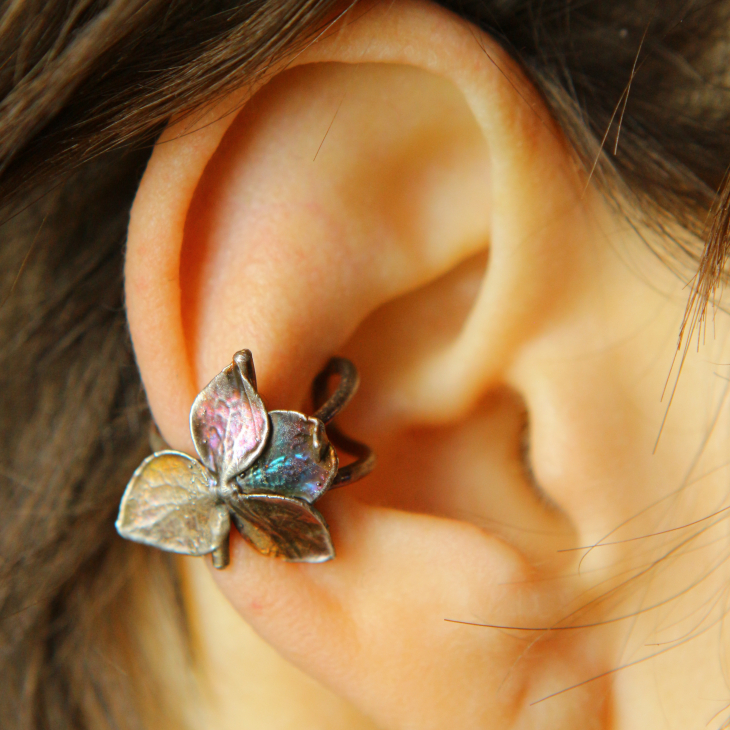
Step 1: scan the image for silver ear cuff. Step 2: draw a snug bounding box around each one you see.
[116,351,374,568]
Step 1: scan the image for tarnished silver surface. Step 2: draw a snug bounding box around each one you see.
[312,357,359,424]
[236,410,337,502]
[312,358,377,488]
[190,352,269,484]
[116,350,374,568]
[228,493,334,562]
[116,451,230,556]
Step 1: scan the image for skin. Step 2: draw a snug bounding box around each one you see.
[125,1,730,728]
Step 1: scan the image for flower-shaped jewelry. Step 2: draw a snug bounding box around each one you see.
[116,350,374,568]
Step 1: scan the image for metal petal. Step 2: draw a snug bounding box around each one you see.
[190,350,269,483]
[116,451,229,556]
[236,410,337,503]
[227,493,335,562]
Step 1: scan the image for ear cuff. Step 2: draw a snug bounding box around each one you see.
[116,351,375,568]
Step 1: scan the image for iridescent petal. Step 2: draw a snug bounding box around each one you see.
[227,493,335,562]
[190,350,269,483]
[116,451,229,556]
[236,410,337,503]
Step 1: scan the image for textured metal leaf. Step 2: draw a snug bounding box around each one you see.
[227,493,335,562]
[190,352,269,483]
[116,451,229,556]
[236,410,337,503]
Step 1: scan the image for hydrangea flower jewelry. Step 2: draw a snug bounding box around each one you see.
[116,350,374,568]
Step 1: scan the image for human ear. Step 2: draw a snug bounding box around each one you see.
[123,1,707,728]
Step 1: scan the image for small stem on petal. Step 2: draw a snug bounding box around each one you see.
[211,535,230,569]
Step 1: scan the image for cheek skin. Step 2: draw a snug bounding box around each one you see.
[513,231,724,557]
[510,223,730,724]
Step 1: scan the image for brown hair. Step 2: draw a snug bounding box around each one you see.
[1,1,730,727]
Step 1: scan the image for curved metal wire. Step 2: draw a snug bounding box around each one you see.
[312,357,359,424]
[327,422,377,488]
[149,356,375,489]
[312,357,376,488]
